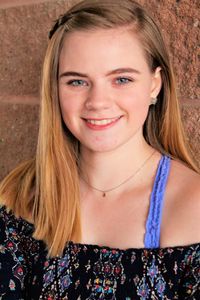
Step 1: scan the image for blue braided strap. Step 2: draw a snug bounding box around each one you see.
[144,155,171,248]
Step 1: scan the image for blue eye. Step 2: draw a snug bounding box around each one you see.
[67,79,87,86]
[116,77,132,84]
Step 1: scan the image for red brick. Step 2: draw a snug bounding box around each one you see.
[0,0,199,99]
[0,0,77,97]
[144,0,199,100]
[0,101,39,180]
[0,0,51,9]
[181,100,200,166]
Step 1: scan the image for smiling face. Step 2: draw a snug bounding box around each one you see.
[58,28,161,153]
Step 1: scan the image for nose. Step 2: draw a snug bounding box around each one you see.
[85,84,112,111]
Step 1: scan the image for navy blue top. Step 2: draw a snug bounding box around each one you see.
[0,155,199,299]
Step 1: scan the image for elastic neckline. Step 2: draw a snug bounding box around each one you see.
[66,240,200,254]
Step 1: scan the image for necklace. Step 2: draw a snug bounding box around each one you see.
[80,150,156,197]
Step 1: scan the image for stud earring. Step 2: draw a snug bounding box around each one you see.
[150,97,158,105]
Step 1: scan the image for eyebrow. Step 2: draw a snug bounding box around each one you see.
[59,67,141,79]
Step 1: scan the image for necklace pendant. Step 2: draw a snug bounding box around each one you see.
[102,192,106,197]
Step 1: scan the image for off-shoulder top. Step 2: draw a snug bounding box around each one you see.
[0,155,199,299]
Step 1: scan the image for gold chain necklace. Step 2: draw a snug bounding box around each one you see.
[80,150,156,197]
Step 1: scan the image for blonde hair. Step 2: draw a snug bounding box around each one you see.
[0,0,198,257]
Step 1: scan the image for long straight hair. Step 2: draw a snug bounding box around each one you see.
[0,0,198,257]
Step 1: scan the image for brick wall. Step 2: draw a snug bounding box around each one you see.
[0,0,199,180]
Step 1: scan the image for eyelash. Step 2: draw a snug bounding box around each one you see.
[116,77,133,84]
[66,77,133,87]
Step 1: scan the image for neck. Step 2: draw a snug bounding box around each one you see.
[79,136,157,194]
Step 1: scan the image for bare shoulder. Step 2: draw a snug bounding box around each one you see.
[169,159,200,201]
[161,158,200,247]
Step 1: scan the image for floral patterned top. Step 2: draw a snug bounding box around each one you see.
[0,205,200,300]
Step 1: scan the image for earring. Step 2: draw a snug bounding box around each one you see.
[150,97,157,105]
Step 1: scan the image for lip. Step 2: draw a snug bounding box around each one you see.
[82,116,122,130]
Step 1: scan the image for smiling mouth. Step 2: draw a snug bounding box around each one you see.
[86,117,121,125]
[82,116,122,130]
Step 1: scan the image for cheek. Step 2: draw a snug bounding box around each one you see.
[59,92,80,118]
[59,100,75,132]
[123,95,150,114]
[60,101,76,115]
[122,92,150,126]
[59,86,84,116]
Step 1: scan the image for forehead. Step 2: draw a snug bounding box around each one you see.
[59,28,149,72]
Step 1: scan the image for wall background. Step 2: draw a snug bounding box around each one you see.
[0,0,199,180]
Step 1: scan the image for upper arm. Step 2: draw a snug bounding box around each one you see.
[180,246,200,299]
[161,161,200,246]
[179,173,200,242]
[0,206,47,299]
[0,207,27,298]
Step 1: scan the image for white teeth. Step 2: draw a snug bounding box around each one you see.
[86,118,118,125]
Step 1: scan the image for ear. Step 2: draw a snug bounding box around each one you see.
[150,67,162,99]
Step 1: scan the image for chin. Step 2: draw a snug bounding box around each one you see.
[81,141,123,153]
